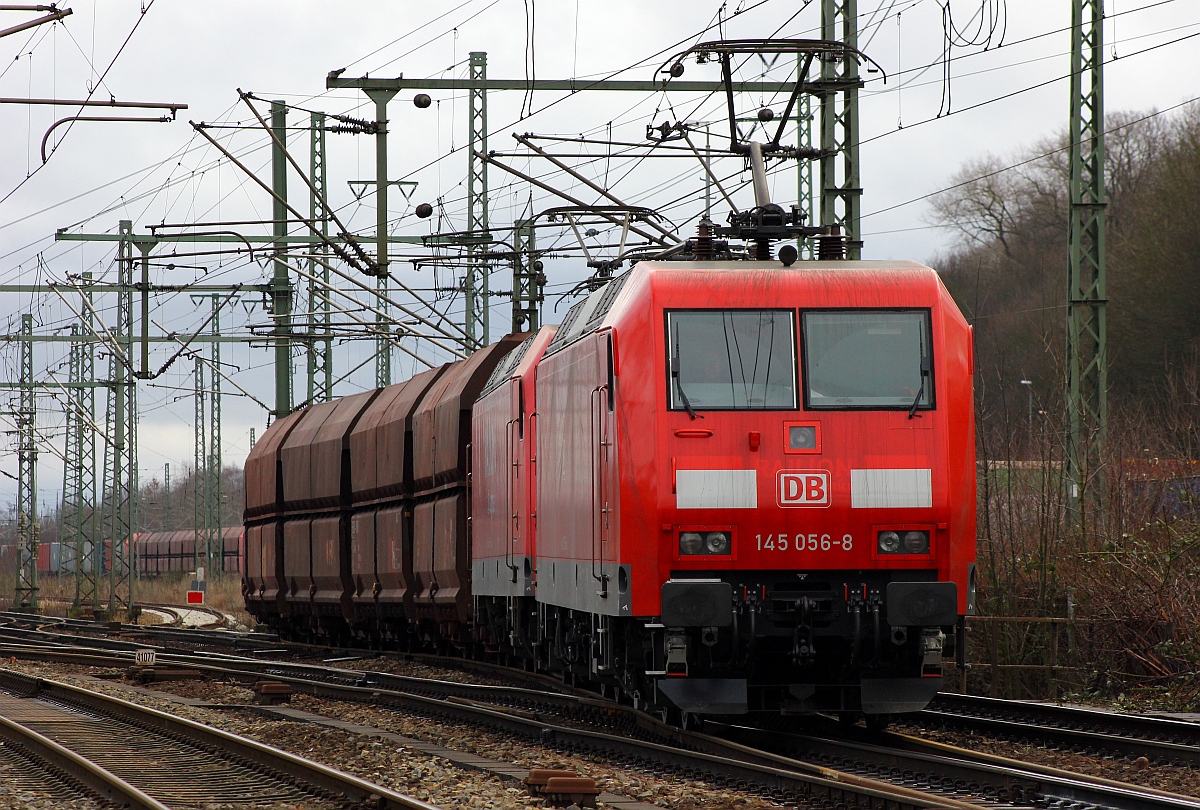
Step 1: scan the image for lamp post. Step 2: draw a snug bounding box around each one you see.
[1020,380,1034,445]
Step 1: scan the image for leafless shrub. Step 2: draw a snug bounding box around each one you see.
[970,352,1200,705]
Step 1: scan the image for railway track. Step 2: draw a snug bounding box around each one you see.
[137,603,230,630]
[2,623,1199,810]
[717,719,1200,810]
[0,631,974,810]
[917,692,1200,766]
[1,609,250,646]
[0,715,124,809]
[0,667,441,810]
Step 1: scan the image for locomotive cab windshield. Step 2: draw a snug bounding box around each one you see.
[802,309,934,411]
[665,307,935,414]
[666,309,798,411]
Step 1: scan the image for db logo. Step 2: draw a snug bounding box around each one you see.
[778,470,831,507]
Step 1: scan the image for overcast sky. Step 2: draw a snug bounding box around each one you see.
[2,0,1198,512]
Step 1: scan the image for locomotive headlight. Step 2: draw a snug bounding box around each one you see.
[788,425,817,450]
[679,532,704,555]
[704,532,731,555]
[877,531,901,553]
[902,530,930,554]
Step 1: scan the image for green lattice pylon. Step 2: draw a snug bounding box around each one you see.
[819,0,863,259]
[466,51,489,348]
[1066,0,1107,520]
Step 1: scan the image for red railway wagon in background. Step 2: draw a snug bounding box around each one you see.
[37,528,243,577]
[135,528,242,576]
[245,257,975,721]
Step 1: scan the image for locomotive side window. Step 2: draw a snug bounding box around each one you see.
[666,310,797,411]
[802,310,934,410]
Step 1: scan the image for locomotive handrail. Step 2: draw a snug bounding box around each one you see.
[505,413,520,584]
[528,410,538,530]
[589,386,600,593]
[590,384,610,598]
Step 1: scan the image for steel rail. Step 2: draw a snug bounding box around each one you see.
[923,692,1200,762]
[0,638,683,738]
[714,721,1200,810]
[920,706,1200,767]
[0,611,596,690]
[0,712,170,810]
[888,731,1200,805]
[0,667,443,810]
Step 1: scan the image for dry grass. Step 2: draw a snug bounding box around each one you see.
[2,571,255,629]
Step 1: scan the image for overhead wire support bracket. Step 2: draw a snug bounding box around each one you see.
[236,89,377,275]
[40,114,175,163]
[189,119,375,277]
[0,4,71,40]
[655,39,879,155]
[0,97,187,164]
[479,151,674,248]
[325,74,797,95]
[514,133,680,244]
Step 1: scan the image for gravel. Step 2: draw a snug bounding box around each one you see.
[348,656,515,686]
[0,745,102,810]
[2,661,789,810]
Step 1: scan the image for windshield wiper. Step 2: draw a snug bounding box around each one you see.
[671,335,700,421]
[908,354,931,419]
[672,357,699,420]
